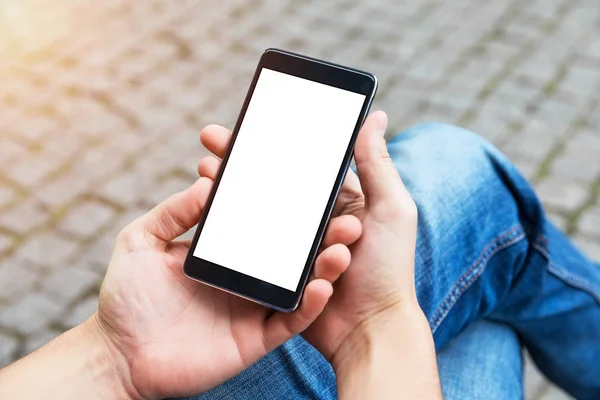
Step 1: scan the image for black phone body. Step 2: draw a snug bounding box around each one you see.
[183,48,377,312]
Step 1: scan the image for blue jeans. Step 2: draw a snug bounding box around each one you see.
[187,123,600,400]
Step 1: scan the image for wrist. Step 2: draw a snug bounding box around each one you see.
[331,300,429,373]
[332,302,441,399]
[0,313,144,400]
[81,313,144,400]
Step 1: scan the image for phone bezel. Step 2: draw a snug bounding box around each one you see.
[183,48,377,312]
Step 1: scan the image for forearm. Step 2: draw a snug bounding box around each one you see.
[0,315,138,400]
[334,304,442,400]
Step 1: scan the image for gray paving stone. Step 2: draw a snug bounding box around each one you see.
[564,130,600,154]
[519,54,561,83]
[0,262,39,301]
[503,129,560,163]
[0,201,49,234]
[573,235,600,262]
[534,178,589,213]
[524,353,549,400]
[0,333,19,368]
[550,153,600,184]
[511,158,540,181]
[62,296,98,329]
[523,0,562,20]
[551,88,590,111]
[0,186,16,209]
[480,41,521,65]
[533,98,581,127]
[465,114,511,145]
[44,132,85,161]
[42,266,100,306]
[70,146,128,182]
[36,175,90,208]
[58,201,115,238]
[405,54,448,83]
[560,63,600,97]
[538,386,575,400]
[0,294,62,335]
[536,31,577,64]
[546,212,568,232]
[79,234,115,275]
[17,233,79,271]
[10,115,62,145]
[521,118,566,140]
[144,176,192,208]
[502,20,542,43]
[478,95,527,124]
[7,154,63,187]
[429,83,478,112]
[0,233,12,254]
[583,38,600,61]
[560,4,598,35]
[578,210,600,239]
[452,59,504,89]
[494,75,541,104]
[0,138,27,165]
[22,329,61,356]
[94,172,149,206]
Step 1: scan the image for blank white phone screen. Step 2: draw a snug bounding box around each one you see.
[193,68,366,291]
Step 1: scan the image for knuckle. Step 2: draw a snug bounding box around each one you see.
[116,221,145,249]
[376,149,395,168]
[116,225,132,243]
[116,225,135,248]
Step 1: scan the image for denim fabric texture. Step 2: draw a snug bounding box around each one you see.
[182,123,600,400]
[437,320,523,400]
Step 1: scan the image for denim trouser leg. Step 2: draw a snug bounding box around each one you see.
[189,123,600,400]
[437,320,523,400]
[191,320,522,400]
[391,123,600,399]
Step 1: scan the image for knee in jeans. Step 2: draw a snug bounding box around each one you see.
[387,122,504,202]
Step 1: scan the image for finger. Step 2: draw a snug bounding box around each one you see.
[262,279,332,350]
[313,243,351,283]
[197,155,221,180]
[200,124,232,158]
[354,111,409,211]
[124,177,212,250]
[322,214,362,247]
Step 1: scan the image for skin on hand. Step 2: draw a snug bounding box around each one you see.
[91,162,362,398]
[0,174,361,400]
[198,111,419,359]
[199,111,442,399]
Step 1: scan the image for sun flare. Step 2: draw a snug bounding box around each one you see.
[0,0,75,62]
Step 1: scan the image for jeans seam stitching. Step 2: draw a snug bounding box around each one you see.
[428,225,522,327]
[429,225,526,333]
[532,239,600,306]
[430,232,526,332]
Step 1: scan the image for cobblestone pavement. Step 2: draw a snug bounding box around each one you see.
[1,0,599,398]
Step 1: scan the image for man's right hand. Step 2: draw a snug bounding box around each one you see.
[198,111,441,398]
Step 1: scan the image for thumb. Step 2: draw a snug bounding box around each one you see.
[121,177,213,250]
[354,111,407,211]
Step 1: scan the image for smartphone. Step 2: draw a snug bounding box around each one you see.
[183,48,377,312]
